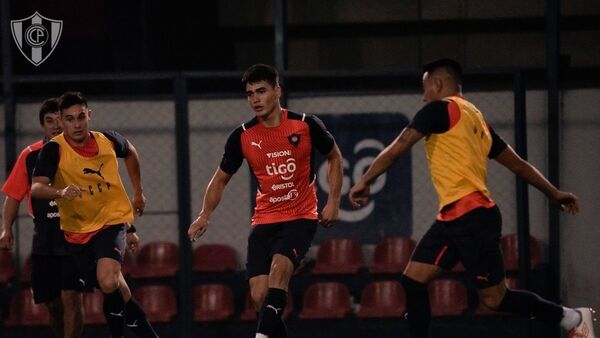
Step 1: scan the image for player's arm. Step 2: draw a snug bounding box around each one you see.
[494,144,579,214]
[31,142,83,201]
[349,127,424,208]
[104,131,146,216]
[1,148,30,249]
[187,168,233,241]
[1,197,20,249]
[320,144,343,227]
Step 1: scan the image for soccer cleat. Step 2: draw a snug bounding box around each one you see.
[569,308,596,338]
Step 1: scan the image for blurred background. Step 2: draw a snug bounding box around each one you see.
[1,0,599,337]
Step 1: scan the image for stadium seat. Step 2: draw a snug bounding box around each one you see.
[193,284,235,322]
[121,251,136,277]
[193,244,237,272]
[501,234,542,271]
[129,241,179,279]
[20,255,32,284]
[356,280,405,318]
[429,279,468,316]
[5,288,50,326]
[240,290,294,321]
[313,238,364,275]
[298,282,351,319]
[133,285,177,323]
[0,250,16,284]
[370,236,415,274]
[83,290,105,325]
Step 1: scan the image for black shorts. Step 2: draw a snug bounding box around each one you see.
[64,224,126,288]
[411,206,505,289]
[31,254,93,304]
[246,218,318,279]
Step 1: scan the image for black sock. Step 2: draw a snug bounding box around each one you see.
[257,288,287,337]
[401,275,431,338]
[103,289,125,338]
[125,299,159,338]
[497,288,563,323]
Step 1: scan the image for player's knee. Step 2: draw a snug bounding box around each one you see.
[61,292,83,315]
[269,255,294,278]
[45,298,64,318]
[97,274,120,293]
[250,288,267,310]
[479,292,503,310]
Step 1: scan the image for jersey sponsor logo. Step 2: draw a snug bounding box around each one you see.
[269,189,299,204]
[49,200,57,207]
[83,163,105,180]
[271,182,294,191]
[46,212,60,218]
[251,140,263,149]
[266,158,296,181]
[266,150,291,158]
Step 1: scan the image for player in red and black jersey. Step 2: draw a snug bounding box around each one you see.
[188,64,343,338]
[0,99,91,337]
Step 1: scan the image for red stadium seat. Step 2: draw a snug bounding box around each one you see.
[193,244,237,272]
[83,290,106,325]
[20,255,32,284]
[370,236,415,274]
[193,284,235,322]
[313,238,364,275]
[298,282,352,319]
[133,285,177,323]
[0,250,16,284]
[429,279,468,317]
[356,280,405,318]
[501,234,542,271]
[240,290,294,321]
[129,241,179,279]
[5,288,50,326]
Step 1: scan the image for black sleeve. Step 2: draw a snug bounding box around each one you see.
[102,130,130,158]
[32,141,60,180]
[219,127,244,175]
[408,100,451,134]
[487,125,508,159]
[306,114,335,155]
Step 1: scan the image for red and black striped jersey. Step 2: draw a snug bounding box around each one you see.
[220,109,335,226]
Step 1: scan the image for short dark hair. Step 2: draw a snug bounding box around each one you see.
[58,91,88,112]
[423,58,463,84]
[241,64,279,88]
[38,98,59,125]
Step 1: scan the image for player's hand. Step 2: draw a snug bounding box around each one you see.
[132,192,146,216]
[188,214,209,242]
[348,181,370,208]
[553,191,579,215]
[319,201,339,228]
[126,232,140,253]
[0,229,14,250]
[60,184,84,200]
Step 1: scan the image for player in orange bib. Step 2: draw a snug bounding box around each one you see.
[349,59,593,338]
[188,64,343,338]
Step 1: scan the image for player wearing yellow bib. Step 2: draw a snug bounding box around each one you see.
[349,59,593,338]
[31,92,157,338]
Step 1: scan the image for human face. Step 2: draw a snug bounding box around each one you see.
[41,112,62,139]
[245,80,281,119]
[422,71,441,103]
[60,104,91,145]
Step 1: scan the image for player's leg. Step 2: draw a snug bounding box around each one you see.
[94,225,127,337]
[119,272,159,337]
[256,219,318,338]
[402,219,454,338]
[31,254,65,337]
[59,253,87,338]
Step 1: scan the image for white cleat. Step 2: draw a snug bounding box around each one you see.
[569,308,596,338]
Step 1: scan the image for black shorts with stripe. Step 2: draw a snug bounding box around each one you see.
[246,218,318,279]
[31,254,93,304]
[411,205,505,289]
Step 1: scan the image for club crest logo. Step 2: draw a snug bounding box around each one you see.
[11,12,63,66]
[288,133,300,147]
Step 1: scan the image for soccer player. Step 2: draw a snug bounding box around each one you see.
[30,92,158,338]
[1,98,89,338]
[348,58,594,338]
[187,64,343,338]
